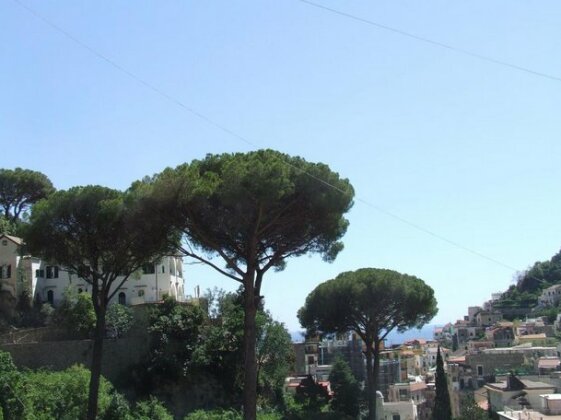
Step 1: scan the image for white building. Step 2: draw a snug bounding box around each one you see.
[377,391,418,420]
[539,285,561,307]
[0,234,185,306]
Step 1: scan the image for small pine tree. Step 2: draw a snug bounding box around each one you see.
[433,346,452,420]
[329,356,360,418]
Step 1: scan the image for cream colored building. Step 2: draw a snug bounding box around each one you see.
[0,234,185,306]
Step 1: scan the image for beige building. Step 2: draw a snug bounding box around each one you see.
[499,394,561,419]
[0,234,185,306]
[486,374,555,413]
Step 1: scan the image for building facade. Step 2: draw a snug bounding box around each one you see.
[0,234,185,306]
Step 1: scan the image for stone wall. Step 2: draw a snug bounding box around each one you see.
[0,334,149,383]
[466,352,525,378]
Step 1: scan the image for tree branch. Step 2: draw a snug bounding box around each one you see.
[179,245,243,283]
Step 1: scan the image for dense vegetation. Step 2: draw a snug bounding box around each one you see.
[495,248,561,315]
[0,351,172,420]
[130,291,294,415]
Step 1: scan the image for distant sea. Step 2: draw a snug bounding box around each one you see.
[291,324,437,345]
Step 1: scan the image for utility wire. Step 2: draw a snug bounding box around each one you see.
[10,0,522,274]
[10,0,255,148]
[299,0,561,84]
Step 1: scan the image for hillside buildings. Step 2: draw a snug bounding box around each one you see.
[0,234,185,306]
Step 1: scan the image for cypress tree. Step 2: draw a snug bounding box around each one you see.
[433,346,452,420]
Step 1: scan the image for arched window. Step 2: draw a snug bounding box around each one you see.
[47,290,54,305]
[118,292,126,305]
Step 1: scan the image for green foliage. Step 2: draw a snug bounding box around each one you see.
[191,291,245,399]
[294,376,330,413]
[106,303,134,338]
[54,289,96,338]
[328,357,360,418]
[456,393,487,420]
[497,249,561,310]
[299,268,437,420]
[132,397,173,420]
[133,290,294,413]
[0,351,22,419]
[183,410,287,420]
[184,409,242,420]
[532,305,560,324]
[101,392,133,420]
[256,317,295,406]
[518,250,561,293]
[147,296,205,379]
[151,150,354,269]
[147,150,354,418]
[433,347,451,420]
[0,356,173,420]
[23,184,178,418]
[0,217,16,235]
[1,364,114,420]
[0,167,55,224]
[299,268,438,337]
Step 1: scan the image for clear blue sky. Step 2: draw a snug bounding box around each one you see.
[2,1,561,332]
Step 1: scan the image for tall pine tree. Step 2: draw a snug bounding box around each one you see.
[433,346,452,420]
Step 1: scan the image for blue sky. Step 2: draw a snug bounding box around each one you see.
[2,1,561,332]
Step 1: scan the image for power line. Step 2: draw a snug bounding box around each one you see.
[10,0,521,273]
[10,0,256,148]
[298,0,561,84]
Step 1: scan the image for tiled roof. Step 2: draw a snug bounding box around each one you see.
[410,382,427,392]
[538,358,561,369]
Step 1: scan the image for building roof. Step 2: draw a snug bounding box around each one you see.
[0,234,23,245]
[448,356,466,364]
[410,382,427,392]
[519,333,547,340]
[486,377,555,392]
[538,358,561,369]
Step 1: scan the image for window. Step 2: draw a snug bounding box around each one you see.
[2,240,7,246]
[392,415,401,420]
[0,265,11,279]
[138,289,145,297]
[118,292,126,305]
[47,290,54,305]
[35,269,45,278]
[78,288,83,294]
[169,260,176,276]
[142,263,155,274]
[161,265,165,273]
[477,365,483,376]
[46,266,59,279]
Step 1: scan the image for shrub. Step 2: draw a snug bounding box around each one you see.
[133,397,173,420]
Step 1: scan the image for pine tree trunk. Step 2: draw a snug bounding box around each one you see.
[87,304,106,420]
[365,339,376,420]
[243,276,258,420]
[373,339,382,420]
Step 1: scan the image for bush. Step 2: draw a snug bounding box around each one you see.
[133,397,173,420]
[54,289,96,338]
[184,409,242,420]
[106,303,134,338]
[101,392,133,420]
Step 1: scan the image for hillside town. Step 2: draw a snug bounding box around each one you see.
[3,222,561,419]
[290,282,561,420]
